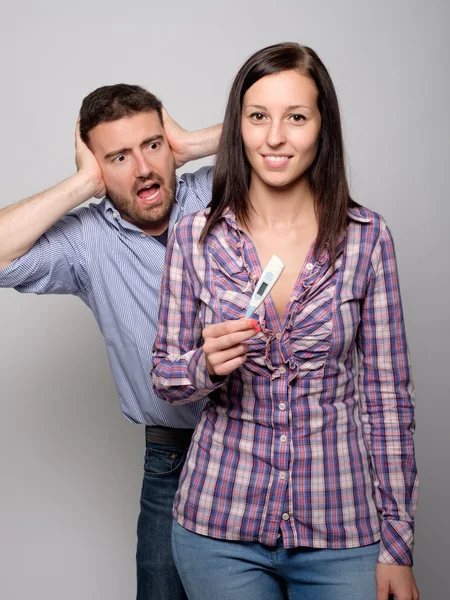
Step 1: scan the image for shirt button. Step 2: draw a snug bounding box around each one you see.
[275,332,282,340]
[279,366,286,374]
[306,263,314,271]
[140,233,147,238]
[282,513,290,521]
[113,212,119,219]
[280,435,287,443]
[279,402,286,411]
[280,472,286,480]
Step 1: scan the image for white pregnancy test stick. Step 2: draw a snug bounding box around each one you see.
[244,255,285,319]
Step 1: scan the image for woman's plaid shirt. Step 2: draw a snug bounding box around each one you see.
[152,205,418,566]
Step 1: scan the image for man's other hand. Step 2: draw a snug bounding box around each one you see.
[75,119,106,198]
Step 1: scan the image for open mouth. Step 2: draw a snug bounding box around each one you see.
[137,183,162,204]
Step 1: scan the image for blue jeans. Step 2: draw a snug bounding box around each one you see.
[136,443,188,600]
[172,520,379,600]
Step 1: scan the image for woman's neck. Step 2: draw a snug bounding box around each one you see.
[246,174,316,230]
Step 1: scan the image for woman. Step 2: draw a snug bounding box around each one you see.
[152,43,419,600]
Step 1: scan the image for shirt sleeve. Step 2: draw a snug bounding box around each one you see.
[357,222,418,566]
[179,166,213,209]
[152,220,226,404]
[0,213,88,296]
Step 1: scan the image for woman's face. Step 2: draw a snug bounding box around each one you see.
[241,69,322,191]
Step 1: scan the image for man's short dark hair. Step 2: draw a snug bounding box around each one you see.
[79,84,163,144]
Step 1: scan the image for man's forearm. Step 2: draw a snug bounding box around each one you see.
[163,109,222,168]
[0,171,98,270]
[182,124,222,163]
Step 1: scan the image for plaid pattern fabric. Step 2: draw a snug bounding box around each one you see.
[152,205,418,566]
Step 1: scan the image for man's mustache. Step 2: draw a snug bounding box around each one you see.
[132,173,165,194]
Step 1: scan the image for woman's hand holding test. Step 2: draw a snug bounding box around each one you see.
[202,319,260,377]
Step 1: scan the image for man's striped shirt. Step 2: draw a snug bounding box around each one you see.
[0,167,213,426]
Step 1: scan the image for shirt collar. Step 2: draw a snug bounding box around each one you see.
[347,204,372,223]
[175,173,185,197]
[218,207,239,230]
[104,196,118,216]
[103,197,128,231]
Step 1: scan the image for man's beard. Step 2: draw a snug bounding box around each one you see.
[107,170,177,229]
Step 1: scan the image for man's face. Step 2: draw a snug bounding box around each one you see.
[88,111,176,233]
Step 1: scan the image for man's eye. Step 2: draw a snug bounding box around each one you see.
[250,113,266,121]
[148,142,160,150]
[113,155,126,163]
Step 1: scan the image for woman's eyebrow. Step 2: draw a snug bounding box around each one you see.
[244,103,312,111]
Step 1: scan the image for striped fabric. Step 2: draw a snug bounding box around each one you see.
[152,205,418,566]
[0,167,213,426]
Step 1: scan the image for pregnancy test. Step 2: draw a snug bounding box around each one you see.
[244,255,285,319]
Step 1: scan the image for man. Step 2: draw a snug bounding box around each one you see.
[0,83,221,600]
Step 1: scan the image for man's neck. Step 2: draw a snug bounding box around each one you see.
[118,211,170,236]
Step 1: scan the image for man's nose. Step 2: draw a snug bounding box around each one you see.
[134,153,153,178]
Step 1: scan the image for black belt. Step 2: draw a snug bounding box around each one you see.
[145,425,194,448]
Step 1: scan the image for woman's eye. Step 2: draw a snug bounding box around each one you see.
[250,112,266,121]
[289,114,306,122]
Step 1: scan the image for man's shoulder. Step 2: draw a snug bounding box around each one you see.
[66,198,109,221]
[176,166,213,212]
[53,199,113,238]
[177,165,213,188]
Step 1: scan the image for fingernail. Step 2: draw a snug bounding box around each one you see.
[253,326,261,333]
[249,319,259,326]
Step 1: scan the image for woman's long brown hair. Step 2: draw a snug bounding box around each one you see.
[201,43,352,263]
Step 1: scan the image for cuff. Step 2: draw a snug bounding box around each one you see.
[378,519,415,566]
[0,256,21,286]
[187,348,228,394]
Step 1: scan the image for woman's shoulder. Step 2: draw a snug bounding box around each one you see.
[174,208,210,242]
[346,202,398,271]
[347,201,391,245]
[348,201,386,225]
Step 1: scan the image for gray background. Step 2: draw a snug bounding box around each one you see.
[1,1,448,598]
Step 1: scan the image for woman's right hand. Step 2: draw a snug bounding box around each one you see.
[202,319,260,377]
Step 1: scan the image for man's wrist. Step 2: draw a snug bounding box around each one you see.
[74,169,104,200]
